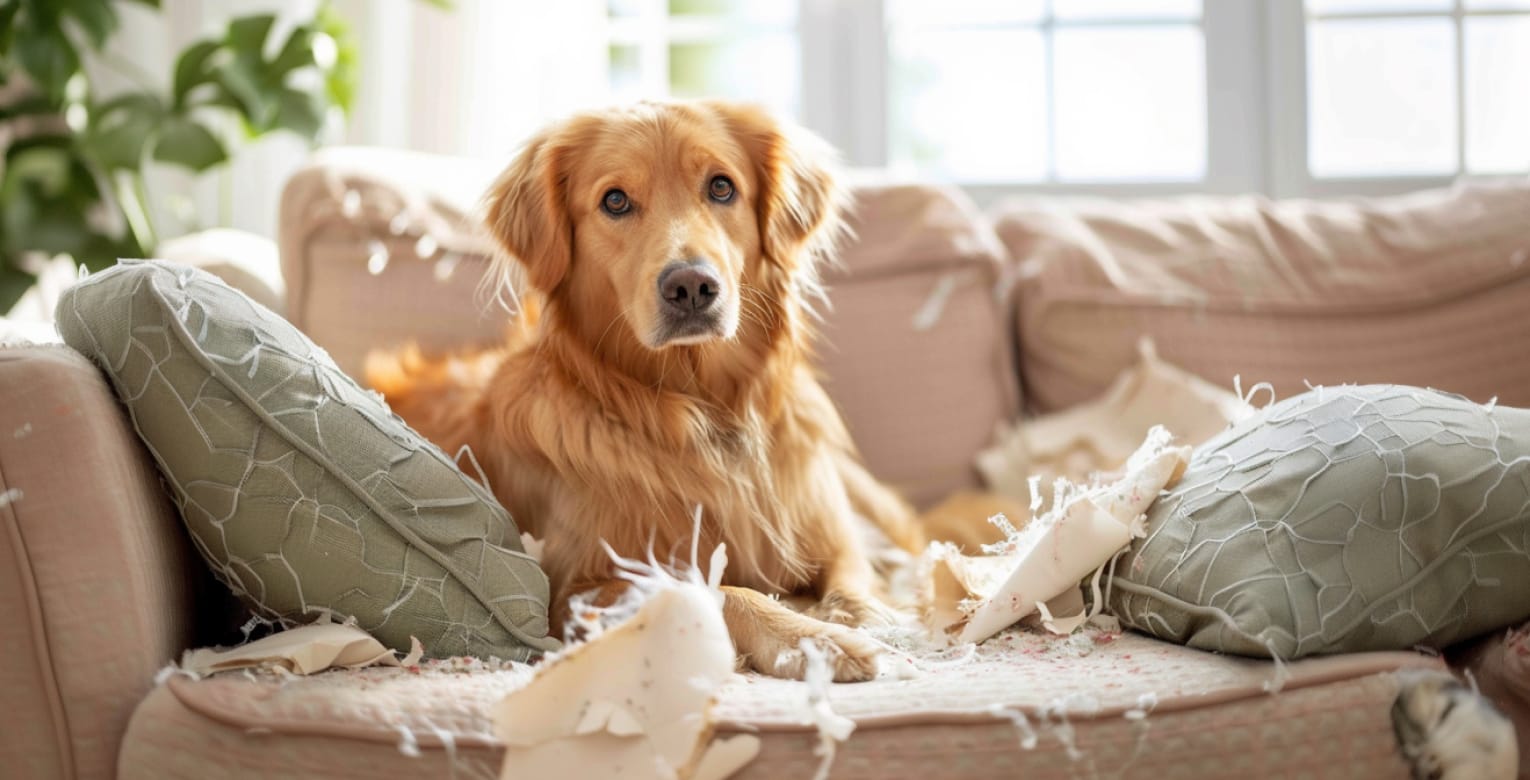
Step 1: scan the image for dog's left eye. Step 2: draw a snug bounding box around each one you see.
[708,176,735,203]
[602,189,631,216]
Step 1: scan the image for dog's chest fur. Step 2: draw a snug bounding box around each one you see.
[516,370,841,597]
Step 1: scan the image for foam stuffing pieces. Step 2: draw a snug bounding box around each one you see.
[179,622,422,676]
[491,543,760,780]
[931,426,1191,645]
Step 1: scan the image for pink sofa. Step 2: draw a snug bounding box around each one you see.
[5,147,1529,778]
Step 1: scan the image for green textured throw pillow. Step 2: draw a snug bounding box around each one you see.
[58,260,559,660]
[1110,384,1530,659]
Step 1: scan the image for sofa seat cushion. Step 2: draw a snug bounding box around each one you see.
[57,261,558,661]
[995,180,1530,413]
[119,628,1434,779]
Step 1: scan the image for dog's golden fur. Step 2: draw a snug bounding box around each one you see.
[368,101,923,681]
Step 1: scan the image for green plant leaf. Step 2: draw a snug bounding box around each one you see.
[0,262,37,317]
[14,28,79,102]
[61,0,120,50]
[268,27,316,77]
[0,4,20,52]
[83,93,165,170]
[273,87,324,137]
[173,40,222,108]
[212,57,271,128]
[225,14,276,58]
[1,139,108,258]
[152,116,227,171]
[317,3,357,115]
[0,93,60,121]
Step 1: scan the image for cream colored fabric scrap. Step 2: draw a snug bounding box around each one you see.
[978,338,1249,505]
[932,427,1190,644]
[492,549,758,780]
[179,623,421,677]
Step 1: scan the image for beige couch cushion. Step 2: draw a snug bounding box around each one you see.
[821,184,1021,507]
[119,628,1434,779]
[280,149,1021,509]
[0,346,203,780]
[996,180,1530,413]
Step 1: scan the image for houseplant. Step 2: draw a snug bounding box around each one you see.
[0,0,364,314]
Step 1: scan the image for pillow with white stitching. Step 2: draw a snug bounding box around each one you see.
[1110,384,1530,658]
[58,260,559,660]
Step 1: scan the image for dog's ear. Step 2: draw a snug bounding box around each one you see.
[484,131,573,295]
[714,102,847,268]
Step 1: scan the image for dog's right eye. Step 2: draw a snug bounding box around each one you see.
[602,189,631,216]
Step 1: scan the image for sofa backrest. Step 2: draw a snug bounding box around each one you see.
[993,180,1530,413]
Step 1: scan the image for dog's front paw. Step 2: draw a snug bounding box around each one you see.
[807,590,896,628]
[767,626,881,683]
[1392,669,1517,780]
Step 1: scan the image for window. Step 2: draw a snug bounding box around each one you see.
[886,1,1206,184]
[605,0,801,120]
[598,0,1530,198]
[1305,0,1530,177]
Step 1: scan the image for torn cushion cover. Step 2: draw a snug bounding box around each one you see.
[1110,384,1530,659]
[58,260,559,661]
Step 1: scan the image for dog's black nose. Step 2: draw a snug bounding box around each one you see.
[658,262,722,314]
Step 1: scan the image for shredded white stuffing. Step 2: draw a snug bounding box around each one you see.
[987,704,1040,750]
[797,637,856,780]
[0,488,22,509]
[1261,640,1291,694]
[395,724,421,758]
[152,663,200,685]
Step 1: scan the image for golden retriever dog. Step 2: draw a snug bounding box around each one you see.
[368,100,925,682]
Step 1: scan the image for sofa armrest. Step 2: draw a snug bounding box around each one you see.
[0,346,204,779]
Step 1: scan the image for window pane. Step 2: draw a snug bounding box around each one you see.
[1307,0,1451,13]
[887,0,1044,27]
[1052,0,1200,21]
[1308,19,1457,177]
[669,36,799,117]
[888,29,1048,181]
[1466,17,1530,173]
[668,0,795,26]
[608,0,647,18]
[1053,26,1206,181]
[608,45,644,102]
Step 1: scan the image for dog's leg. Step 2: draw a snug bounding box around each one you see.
[805,535,897,629]
[836,452,924,554]
[722,586,881,682]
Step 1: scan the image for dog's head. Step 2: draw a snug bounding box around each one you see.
[484,101,843,351]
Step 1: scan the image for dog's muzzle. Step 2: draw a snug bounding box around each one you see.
[654,261,727,344]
